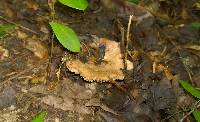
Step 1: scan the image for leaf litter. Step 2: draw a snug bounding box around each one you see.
[0,0,200,121]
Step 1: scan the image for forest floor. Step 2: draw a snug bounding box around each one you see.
[0,0,200,121]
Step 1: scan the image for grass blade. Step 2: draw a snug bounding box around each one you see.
[192,109,200,122]
[179,80,200,99]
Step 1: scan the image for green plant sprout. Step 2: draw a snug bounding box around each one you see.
[50,22,80,52]
[49,0,88,52]
[31,111,47,122]
[179,80,200,122]
[0,24,15,38]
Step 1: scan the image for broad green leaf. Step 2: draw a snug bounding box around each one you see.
[192,109,200,122]
[0,24,15,37]
[128,0,140,4]
[179,80,200,99]
[31,111,47,122]
[50,22,80,52]
[191,22,200,30]
[58,0,88,10]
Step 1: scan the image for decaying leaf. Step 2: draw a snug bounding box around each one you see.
[85,98,119,115]
[41,95,91,114]
[0,46,9,60]
[41,95,74,111]
[66,38,126,82]
[16,30,28,40]
[25,36,48,60]
[30,75,46,84]
[157,64,174,80]
[23,0,39,11]
[39,78,95,114]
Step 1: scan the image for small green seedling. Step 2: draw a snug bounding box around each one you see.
[49,0,88,52]
[191,22,200,30]
[0,24,15,37]
[31,111,47,122]
[179,80,200,122]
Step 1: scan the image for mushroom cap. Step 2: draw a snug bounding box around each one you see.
[66,38,125,82]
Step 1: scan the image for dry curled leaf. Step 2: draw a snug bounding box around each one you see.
[66,38,125,82]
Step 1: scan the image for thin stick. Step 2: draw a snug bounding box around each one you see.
[0,16,39,35]
[47,0,56,80]
[120,27,126,71]
[124,15,133,71]
[126,15,133,44]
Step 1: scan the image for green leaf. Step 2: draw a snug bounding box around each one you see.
[0,24,15,37]
[179,80,200,99]
[49,22,80,52]
[191,22,200,30]
[192,109,200,122]
[58,0,88,10]
[128,0,140,4]
[31,111,47,122]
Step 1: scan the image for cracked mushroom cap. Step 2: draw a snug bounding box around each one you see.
[66,38,125,82]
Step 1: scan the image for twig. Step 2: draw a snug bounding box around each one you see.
[120,27,126,71]
[47,0,56,80]
[0,15,39,35]
[126,15,133,44]
[46,33,54,79]
[124,15,133,71]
